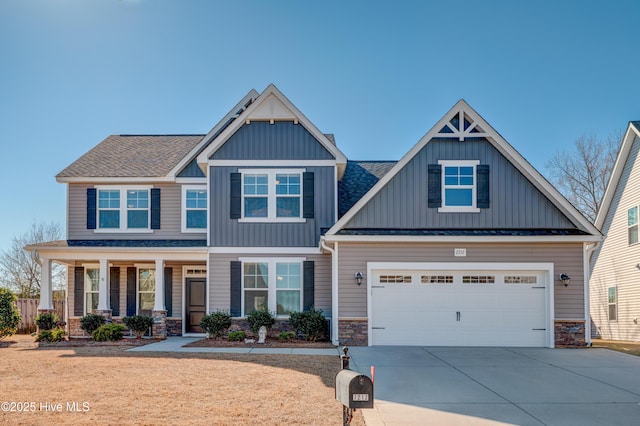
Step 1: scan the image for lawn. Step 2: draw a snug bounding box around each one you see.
[0,335,364,425]
[592,338,640,357]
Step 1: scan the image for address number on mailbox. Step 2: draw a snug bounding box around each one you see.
[352,394,369,401]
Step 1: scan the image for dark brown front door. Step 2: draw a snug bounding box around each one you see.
[186,278,206,333]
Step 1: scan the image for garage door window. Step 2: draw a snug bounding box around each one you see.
[504,275,537,284]
[462,275,495,284]
[421,275,453,284]
[380,275,412,284]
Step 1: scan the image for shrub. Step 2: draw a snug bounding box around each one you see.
[279,331,296,341]
[35,312,58,331]
[246,307,275,335]
[200,311,232,338]
[0,288,21,340]
[228,330,246,341]
[80,313,106,335]
[289,307,328,342]
[92,324,125,342]
[123,315,154,338]
[36,328,65,343]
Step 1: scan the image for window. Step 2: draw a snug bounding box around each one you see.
[380,275,412,284]
[240,169,304,221]
[96,186,152,232]
[628,207,638,245]
[85,268,99,314]
[438,160,480,212]
[421,275,453,284]
[182,186,207,232]
[138,268,155,316]
[462,275,495,284]
[504,275,537,284]
[608,287,617,321]
[241,258,304,316]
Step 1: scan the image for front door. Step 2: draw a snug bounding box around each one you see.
[185,278,206,333]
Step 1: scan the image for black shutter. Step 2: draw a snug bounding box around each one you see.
[230,173,242,219]
[126,267,136,316]
[303,261,315,311]
[303,172,315,219]
[230,261,242,316]
[477,165,490,209]
[110,267,120,316]
[151,188,161,229]
[164,267,172,317]
[87,188,97,229]
[74,267,84,316]
[428,164,442,208]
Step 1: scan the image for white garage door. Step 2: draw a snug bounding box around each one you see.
[370,267,548,347]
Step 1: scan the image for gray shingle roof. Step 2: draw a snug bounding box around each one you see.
[335,229,590,236]
[338,160,397,217]
[57,135,205,178]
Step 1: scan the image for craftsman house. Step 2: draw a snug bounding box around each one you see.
[590,121,640,341]
[28,85,601,347]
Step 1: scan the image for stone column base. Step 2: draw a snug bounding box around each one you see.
[152,310,168,339]
[555,320,587,347]
[338,319,368,346]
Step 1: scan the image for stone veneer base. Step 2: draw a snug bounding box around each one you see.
[554,320,587,347]
[338,319,368,346]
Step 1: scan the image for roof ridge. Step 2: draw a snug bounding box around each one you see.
[117,134,205,137]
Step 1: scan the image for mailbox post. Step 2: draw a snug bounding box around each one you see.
[335,347,374,426]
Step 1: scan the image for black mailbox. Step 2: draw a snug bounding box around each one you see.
[335,369,374,409]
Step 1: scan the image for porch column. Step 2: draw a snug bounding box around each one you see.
[37,257,53,311]
[97,259,109,311]
[154,259,165,311]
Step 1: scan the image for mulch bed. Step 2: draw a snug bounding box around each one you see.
[184,337,336,348]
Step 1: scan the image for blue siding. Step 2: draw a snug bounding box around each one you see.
[211,121,334,160]
[210,166,335,247]
[345,138,579,230]
[177,158,206,177]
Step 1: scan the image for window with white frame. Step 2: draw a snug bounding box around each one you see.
[242,258,303,316]
[182,186,207,232]
[628,206,638,245]
[240,169,303,221]
[97,186,152,231]
[138,268,155,316]
[439,160,479,211]
[85,268,99,314]
[608,286,617,321]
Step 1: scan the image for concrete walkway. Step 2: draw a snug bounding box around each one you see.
[348,346,640,426]
[127,336,340,355]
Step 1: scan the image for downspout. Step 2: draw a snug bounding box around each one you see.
[584,241,601,346]
[321,237,339,346]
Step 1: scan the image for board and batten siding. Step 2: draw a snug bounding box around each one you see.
[344,138,578,230]
[211,121,334,160]
[337,242,585,319]
[590,134,640,341]
[209,166,335,247]
[207,253,332,317]
[67,183,206,240]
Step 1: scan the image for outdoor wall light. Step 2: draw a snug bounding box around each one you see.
[559,273,571,286]
[354,272,363,286]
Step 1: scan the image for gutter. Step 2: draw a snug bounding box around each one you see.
[584,241,601,346]
[320,237,339,346]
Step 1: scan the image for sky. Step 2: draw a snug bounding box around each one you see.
[0,0,638,253]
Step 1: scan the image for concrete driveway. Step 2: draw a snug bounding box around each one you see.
[347,346,640,425]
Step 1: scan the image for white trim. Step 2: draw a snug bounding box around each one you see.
[366,261,555,348]
[29,248,208,262]
[181,185,208,233]
[210,160,336,167]
[323,235,603,243]
[208,247,322,254]
[438,160,480,212]
[238,168,305,221]
[175,177,207,184]
[326,99,601,238]
[94,185,153,233]
[57,177,174,184]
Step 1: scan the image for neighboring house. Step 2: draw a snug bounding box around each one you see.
[590,121,640,341]
[27,85,601,347]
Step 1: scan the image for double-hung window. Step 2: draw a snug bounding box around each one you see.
[240,169,304,222]
[628,206,638,245]
[182,186,207,232]
[96,186,152,231]
[241,258,303,316]
[439,160,480,212]
[137,268,155,317]
[85,268,99,314]
[608,286,617,321]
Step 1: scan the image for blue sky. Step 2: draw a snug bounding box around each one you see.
[0,0,638,253]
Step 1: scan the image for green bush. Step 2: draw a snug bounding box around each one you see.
[35,312,58,331]
[289,307,328,341]
[228,330,246,341]
[200,311,232,338]
[0,288,21,340]
[246,307,275,335]
[123,315,154,338]
[278,331,296,341]
[92,324,125,342]
[36,328,65,342]
[80,313,106,335]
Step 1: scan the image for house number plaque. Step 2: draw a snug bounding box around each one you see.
[454,248,466,257]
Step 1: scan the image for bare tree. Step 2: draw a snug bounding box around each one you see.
[545,133,621,223]
[0,221,65,298]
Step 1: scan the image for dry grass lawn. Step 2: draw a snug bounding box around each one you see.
[592,338,640,357]
[0,335,364,425]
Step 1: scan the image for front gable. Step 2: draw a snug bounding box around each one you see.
[328,100,601,239]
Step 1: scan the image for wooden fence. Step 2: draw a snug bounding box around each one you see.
[16,299,65,333]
